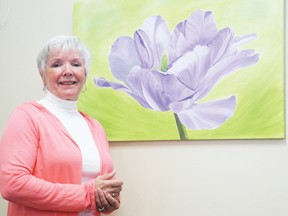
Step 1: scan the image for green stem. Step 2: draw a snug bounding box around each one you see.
[174,113,188,140]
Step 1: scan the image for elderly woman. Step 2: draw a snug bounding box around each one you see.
[0,35,123,216]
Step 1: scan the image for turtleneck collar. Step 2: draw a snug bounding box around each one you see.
[40,91,78,113]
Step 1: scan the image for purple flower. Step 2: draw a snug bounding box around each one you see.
[94,10,259,137]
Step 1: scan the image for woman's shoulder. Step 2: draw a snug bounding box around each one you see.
[3,101,49,132]
[8,101,50,122]
[14,101,46,113]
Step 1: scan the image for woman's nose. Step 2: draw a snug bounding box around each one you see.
[63,64,73,76]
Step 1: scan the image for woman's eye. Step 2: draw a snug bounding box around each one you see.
[51,63,61,68]
[72,62,82,67]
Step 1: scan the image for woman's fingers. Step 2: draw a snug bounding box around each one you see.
[106,180,123,190]
[95,189,120,212]
[105,182,123,197]
[95,189,110,212]
[94,189,104,212]
[94,171,123,191]
[97,170,116,180]
[104,191,120,210]
[94,172,123,210]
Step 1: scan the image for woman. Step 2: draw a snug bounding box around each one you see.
[0,35,123,216]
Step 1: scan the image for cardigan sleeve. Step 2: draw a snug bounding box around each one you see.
[0,105,96,212]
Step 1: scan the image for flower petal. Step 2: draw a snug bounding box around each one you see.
[231,33,257,52]
[126,68,173,111]
[167,45,210,90]
[185,9,219,45]
[94,76,129,91]
[194,50,259,101]
[209,28,234,65]
[170,9,218,60]
[94,76,152,109]
[140,16,171,66]
[109,36,141,81]
[170,96,236,130]
[134,29,154,68]
[135,16,171,68]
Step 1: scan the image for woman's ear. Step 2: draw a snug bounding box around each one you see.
[39,71,46,84]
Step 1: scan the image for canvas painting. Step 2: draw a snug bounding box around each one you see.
[73,0,285,141]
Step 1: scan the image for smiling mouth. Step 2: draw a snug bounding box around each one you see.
[59,81,77,85]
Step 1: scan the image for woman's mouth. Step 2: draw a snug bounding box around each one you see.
[59,81,77,85]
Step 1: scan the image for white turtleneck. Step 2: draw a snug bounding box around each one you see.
[38,91,100,183]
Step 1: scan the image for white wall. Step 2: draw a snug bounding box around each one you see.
[0,1,287,216]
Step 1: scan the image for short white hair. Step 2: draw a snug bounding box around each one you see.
[37,35,91,75]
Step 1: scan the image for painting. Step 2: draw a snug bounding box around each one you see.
[73,0,285,141]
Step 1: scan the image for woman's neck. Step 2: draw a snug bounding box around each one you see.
[40,90,78,112]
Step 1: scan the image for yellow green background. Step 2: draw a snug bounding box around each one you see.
[73,0,285,141]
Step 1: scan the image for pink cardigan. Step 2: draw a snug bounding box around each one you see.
[0,101,114,216]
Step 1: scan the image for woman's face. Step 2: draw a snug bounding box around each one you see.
[42,49,86,101]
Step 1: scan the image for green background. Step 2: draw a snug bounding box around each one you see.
[73,0,285,141]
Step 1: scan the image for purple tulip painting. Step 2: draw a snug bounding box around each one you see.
[93,10,259,140]
[74,0,284,141]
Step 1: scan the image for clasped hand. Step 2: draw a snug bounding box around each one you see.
[94,170,123,213]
